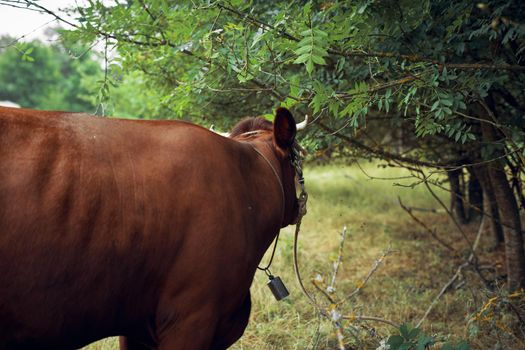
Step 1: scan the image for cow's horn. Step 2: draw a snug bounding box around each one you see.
[296,114,308,131]
[210,125,230,137]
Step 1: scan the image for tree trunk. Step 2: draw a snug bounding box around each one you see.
[448,169,467,224]
[474,165,504,247]
[480,113,525,290]
[488,163,525,290]
[467,167,483,221]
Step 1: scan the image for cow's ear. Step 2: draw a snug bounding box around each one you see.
[273,107,296,150]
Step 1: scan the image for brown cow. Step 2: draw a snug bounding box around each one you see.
[0,106,302,349]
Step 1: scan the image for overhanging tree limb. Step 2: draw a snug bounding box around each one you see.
[217,3,525,72]
[318,122,450,168]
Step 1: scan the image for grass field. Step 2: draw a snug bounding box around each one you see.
[85,163,521,349]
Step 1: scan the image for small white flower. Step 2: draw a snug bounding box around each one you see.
[330,309,341,322]
[375,339,390,350]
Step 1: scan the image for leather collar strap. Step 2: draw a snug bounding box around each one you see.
[249,143,286,274]
[248,143,286,224]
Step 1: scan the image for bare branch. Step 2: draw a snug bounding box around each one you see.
[327,226,347,294]
[345,247,393,301]
[421,175,475,251]
[318,122,451,168]
[343,314,400,328]
[398,196,457,252]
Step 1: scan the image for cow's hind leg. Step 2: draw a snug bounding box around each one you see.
[156,296,251,350]
[119,335,156,350]
[211,293,251,350]
[155,311,218,350]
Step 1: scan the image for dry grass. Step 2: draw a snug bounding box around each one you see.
[85,162,522,349]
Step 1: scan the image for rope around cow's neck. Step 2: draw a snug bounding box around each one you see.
[290,145,321,309]
[248,140,316,307]
[292,191,319,307]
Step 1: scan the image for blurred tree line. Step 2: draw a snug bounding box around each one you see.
[0,0,524,291]
[0,36,100,111]
[0,35,168,118]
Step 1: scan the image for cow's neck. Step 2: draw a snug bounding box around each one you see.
[245,140,286,258]
[248,142,285,224]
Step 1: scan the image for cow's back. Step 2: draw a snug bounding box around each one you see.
[0,108,269,349]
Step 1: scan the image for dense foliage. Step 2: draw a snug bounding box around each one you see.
[49,0,524,137]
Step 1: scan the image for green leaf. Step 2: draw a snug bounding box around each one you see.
[441,343,454,350]
[456,341,471,350]
[282,97,297,109]
[399,343,413,350]
[262,113,274,121]
[313,28,328,37]
[408,328,420,339]
[388,335,404,350]
[293,53,310,64]
[400,324,410,339]
[312,46,328,57]
[302,2,311,16]
[306,59,314,74]
[417,335,434,348]
[295,45,312,55]
[299,29,312,37]
[441,99,453,107]
[311,55,326,65]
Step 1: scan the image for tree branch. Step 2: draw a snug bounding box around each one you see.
[398,196,457,252]
[318,122,451,168]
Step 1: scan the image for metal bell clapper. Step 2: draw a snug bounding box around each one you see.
[267,274,289,301]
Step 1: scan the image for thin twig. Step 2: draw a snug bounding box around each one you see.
[313,279,336,305]
[398,196,456,252]
[421,173,474,251]
[328,226,347,293]
[344,315,400,328]
[345,247,393,301]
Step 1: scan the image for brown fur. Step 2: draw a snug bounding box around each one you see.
[229,116,272,137]
[0,106,298,349]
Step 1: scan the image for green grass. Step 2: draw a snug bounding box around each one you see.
[85,163,521,349]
